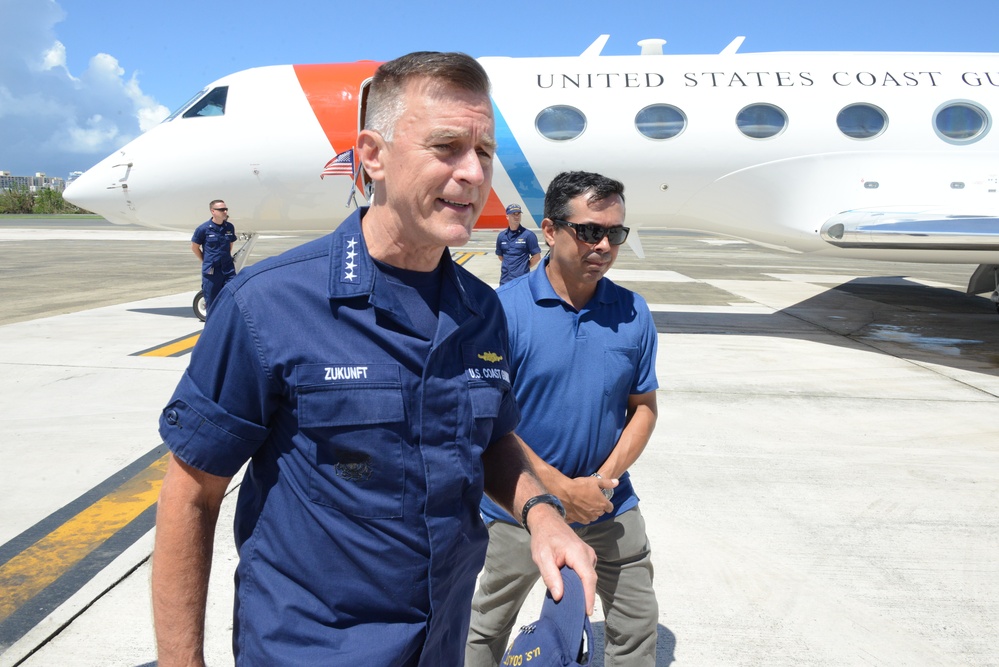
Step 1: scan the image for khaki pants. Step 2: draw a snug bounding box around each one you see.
[465,506,657,667]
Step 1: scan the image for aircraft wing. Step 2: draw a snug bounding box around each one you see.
[820,208,999,251]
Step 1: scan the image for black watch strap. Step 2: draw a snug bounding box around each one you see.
[521,493,566,533]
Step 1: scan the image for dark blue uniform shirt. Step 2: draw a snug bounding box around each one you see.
[495,226,540,285]
[192,219,237,275]
[161,208,519,665]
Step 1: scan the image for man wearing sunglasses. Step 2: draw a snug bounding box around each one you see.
[191,199,237,315]
[467,171,660,666]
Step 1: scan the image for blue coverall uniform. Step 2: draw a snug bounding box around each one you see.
[495,226,541,285]
[160,208,519,665]
[191,218,237,312]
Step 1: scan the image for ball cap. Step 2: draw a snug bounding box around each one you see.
[500,566,592,666]
[505,203,523,214]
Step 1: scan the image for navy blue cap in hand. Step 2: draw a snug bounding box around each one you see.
[500,566,592,666]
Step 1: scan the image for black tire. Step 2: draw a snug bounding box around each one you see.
[194,290,207,322]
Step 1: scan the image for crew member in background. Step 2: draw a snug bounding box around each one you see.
[191,199,237,315]
[495,203,540,285]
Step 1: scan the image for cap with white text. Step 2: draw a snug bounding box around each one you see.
[500,566,592,667]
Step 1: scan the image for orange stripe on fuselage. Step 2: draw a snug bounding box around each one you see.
[294,62,380,157]
[292,62,507,230]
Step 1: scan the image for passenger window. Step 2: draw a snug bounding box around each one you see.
[182,86,229,119]
[536,105,586,141]
[736,103,787,139]
[934,101,990,144]
[636,104,687,140]
[837,104,887,139]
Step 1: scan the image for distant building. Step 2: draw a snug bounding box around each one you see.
[0,171,67,193]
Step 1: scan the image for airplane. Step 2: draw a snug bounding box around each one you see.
[64,35,999,312]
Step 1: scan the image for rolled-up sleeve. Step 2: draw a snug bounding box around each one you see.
[160,372,270,477]
[158,288,274,476]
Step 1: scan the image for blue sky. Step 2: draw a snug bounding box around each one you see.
[3,0,999,179]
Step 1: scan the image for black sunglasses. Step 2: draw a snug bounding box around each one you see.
[213,207,228,212]
[551,219,630,246]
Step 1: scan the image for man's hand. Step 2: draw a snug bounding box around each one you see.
[525,505,597,615]
[519,444,615,524]
[560,475,617,524]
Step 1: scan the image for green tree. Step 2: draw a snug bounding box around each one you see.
[0,184,35,214]
[33,188,63,214]
[41,188,89,214]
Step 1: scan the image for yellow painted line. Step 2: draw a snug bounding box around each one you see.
[135,332,200,357]
[453,250,487,266]
[0,453,170,623]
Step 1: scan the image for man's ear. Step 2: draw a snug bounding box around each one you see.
[541,218,557,246]
[357,129,387,182]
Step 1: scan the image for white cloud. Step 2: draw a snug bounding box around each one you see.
[0,0,168,177]
[41,40,70,72]
[125,73,170,132]
[65,115,121,152]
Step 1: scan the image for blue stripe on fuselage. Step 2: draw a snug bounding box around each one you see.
[492,99,545,228]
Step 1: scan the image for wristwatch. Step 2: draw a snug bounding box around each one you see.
[591,473,614,500]
[521,493,566,533]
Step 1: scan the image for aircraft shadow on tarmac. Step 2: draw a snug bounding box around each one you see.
[125,277,999,377]
[128,306,200,319]
[654,276,999,378]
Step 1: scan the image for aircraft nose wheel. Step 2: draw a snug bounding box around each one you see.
[194,290,207,322]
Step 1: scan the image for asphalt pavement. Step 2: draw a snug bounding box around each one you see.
[1,215,997,666]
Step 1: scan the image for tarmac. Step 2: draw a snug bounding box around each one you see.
[0,215,997,666]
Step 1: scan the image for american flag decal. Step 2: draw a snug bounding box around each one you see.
[321,148,355,179]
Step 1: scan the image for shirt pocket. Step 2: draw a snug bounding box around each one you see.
[468,381,503,450]
[298,383,406,519]
[604,346,638,398]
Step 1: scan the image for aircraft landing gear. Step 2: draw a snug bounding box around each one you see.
[194,290,207,322]
[991,290,999,315]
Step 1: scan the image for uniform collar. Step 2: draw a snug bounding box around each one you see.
[527,256,616,310]
[327,207,481,315]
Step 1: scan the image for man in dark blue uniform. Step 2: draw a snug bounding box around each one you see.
[152,52,597,667]
[495,203,541,285]
[191,199,237,314]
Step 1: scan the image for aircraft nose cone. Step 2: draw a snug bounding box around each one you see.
[64,164,134,225]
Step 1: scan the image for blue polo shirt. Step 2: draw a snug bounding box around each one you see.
[160,208,519,665]
[479,259,658,527]
[192,219,237,275]
[495,226,541,285]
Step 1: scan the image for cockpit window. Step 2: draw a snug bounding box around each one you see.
[934,101,990,144]
[164,88,208,122]
[181,86,229,118]
[635,104,687,140]
[536,105,586,141]
[837,104,887,139]
[736,103,787,139]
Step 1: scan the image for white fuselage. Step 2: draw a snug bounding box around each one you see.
[65,47,999,265]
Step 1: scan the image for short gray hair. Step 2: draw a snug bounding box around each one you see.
[364,51,490,141]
